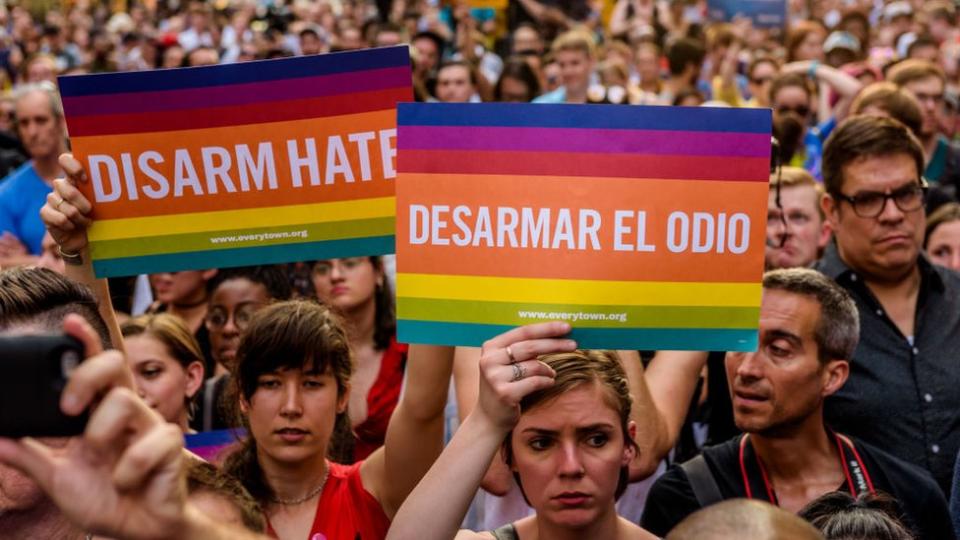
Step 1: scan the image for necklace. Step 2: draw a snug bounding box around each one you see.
[269,467,330,506]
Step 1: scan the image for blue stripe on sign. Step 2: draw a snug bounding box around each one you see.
[397,102,772,134]
[58,46,411,96]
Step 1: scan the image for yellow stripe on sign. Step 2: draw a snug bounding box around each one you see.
[89,197,396,241]
[397,273,762,307]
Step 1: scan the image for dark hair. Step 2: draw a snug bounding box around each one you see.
[763,268,859,362]
[299,27,320,40]
[666,38,705,76]
[369,257,396,351]
[0,267,111,348]
[773,111,806,164]
[502,350,639,503]
[798,491,914,540]
[438,59,478,86]
[222,300,354,501]
[925,202,960,247]
[206,265,293,301]
[187,459,266,533]
[769,72,814,106]
[495,58,541,102]
[907,34,939,59]
[672,87,704,107]
[822,116,925,196]
[851,82,923,136]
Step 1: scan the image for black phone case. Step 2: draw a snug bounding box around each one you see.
[0,334,88,438]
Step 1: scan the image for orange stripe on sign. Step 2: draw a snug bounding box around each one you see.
[396,173,769,283]
[72,109,397,220]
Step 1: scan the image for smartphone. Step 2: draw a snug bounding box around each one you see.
[0,334,88,438]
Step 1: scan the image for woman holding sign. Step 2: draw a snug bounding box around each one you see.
[387,342,659,540]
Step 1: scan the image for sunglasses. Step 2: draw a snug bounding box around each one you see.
[776,105,810,117]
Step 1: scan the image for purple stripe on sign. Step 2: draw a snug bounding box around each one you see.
[398,126,771,157]
[62,66,412,117]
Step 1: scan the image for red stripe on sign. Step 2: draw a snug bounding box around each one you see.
[398,149,770,181]
[66,87,412,137]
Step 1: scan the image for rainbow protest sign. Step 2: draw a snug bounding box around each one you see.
[396,103,771,351]
[59,46,412,278]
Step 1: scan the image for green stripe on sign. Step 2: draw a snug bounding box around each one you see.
[396,297,759,329]
[90,217,394,259]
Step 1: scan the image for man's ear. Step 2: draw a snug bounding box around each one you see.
[821,359,849,397]
[817,218,833,249]
[822,192,840,229]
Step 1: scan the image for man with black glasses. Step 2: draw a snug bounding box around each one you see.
[816,115,960,496]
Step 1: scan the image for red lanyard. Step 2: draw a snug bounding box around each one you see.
[738,432,876,505]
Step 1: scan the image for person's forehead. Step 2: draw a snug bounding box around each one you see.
[557,49,588,61]
[516,384,620,430]
[439,65,469,80]
[759,289,820,337]
[905,75,944,92]
[774,85,809,103]
[752,61,777,77]
[211,278,269,306]
[413,37,437,52]
[840,152,919,190]
[770,184,820,208]
[15,92,52,116]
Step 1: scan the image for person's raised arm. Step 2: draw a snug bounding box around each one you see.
[360,342,455,518]
[781,61,863,122]
[643,351,709,459]
[0,314,267,540]
[387,322,575,540]
[39,153,123,350]
[616,350,665,480]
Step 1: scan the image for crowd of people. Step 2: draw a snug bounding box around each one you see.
[3,0,960,539]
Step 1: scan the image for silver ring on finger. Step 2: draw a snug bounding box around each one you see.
[506,345,517,364]
[511,362,526,382]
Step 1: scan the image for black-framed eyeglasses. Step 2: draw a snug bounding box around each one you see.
[205,302,265,332]
[833,179,928,218]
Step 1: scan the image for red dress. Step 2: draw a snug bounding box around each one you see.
[266,461,391,540]
[353,338,408,460]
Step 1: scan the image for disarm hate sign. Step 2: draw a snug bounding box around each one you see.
[59,46,411,278]
[395,103,771,351]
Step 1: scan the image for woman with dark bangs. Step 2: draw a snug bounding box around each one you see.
[388,336,658,540]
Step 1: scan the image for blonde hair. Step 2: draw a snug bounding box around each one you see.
[121,313,205,370]
[551,29,597,59]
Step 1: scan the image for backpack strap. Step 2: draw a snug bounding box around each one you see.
[680,454,723,508]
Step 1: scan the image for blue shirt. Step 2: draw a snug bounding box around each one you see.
[532,87,566,103]
[0,162,50,255]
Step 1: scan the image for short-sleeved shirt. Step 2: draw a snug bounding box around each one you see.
[641,433,954,539]
[816,242,960,494]
[266,461,390,540]
[0,161,49,254]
